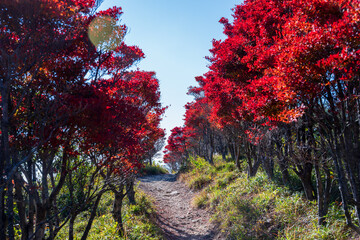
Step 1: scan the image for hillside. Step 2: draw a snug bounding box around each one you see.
[177,156,358,240]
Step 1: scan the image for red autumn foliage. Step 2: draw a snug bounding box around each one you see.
[0,1,165,238]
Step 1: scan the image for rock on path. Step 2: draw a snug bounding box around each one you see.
[138,174,221,240]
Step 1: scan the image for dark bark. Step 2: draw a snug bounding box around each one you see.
[69,215,76,240]
[235,146,241,171]
[295,163,315,201]
[314,164,331,226]
[127,181,136,205]
[1,81,11,240]
[228,143,236,162]
[7,180,15,240]
[275,139,290,185]
[0,190,5,240]
[34,205,47,240]
[149,157,153,166]
[262,156,274,180]
[245,143,261,177]
[14,173,27,240]
[248,158,261,178]
[279,159,290,185]
[112,185,125,237]
[80,194,103,240]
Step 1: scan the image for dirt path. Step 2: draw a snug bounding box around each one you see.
[138,174,220,240]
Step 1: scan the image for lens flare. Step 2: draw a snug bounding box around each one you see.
[88,15,124,50]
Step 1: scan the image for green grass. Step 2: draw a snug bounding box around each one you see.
[140,164,169,176]
[180,155,358,240]
[56,189,163,240]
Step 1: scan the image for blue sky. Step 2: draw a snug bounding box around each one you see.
[99,0,241,142]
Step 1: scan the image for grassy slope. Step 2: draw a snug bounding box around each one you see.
[179,156,358,240]
[56,188,163,240]
[140,164,169,176]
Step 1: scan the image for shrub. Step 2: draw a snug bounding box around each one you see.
[141,164,168,175]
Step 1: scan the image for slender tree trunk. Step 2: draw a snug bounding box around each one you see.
[209,131,214,165]
[315,164,328,225]
[14,173,27,240]
[112,186,125,237]
[6,180,15,240]
[262,156,274,180]
[28,161,35,238]
[35,205,47,240]
[127,181,136,205]
[69,215,76,240]
[1,82,11,240]
[333,152,356,228]
[297,163,316,201]
[279,159,290,185]
[235,146,241,171]
[276,141,290,185]
[245,144,261,177]
[0,190,5,240]
[221,147,227,162]
[228,142,236,162]
[81,194,103,240]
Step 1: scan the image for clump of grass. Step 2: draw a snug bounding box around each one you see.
[179,155,358,239]
[187,174,212,190]
[214,171,238,189]
[192,191,209,208]
[141,164,168,176]
[122,190,163,240]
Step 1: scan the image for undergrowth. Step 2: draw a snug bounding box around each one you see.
[180,156,358,239]
[140,164,169,176]
[56,189,163,240]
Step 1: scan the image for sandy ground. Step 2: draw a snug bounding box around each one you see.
[138,174,222,240]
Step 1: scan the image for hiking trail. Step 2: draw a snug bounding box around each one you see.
[138,174,221,240]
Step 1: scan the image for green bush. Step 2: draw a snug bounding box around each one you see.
[140,164,168,175]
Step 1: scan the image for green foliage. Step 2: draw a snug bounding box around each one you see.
[180,157,357,239]
[187,174,212,190]
[56,190,163,240]
[191,156,211,171]
[192,191,209,209]
[140,164,168,176]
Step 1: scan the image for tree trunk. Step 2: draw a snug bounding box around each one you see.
[81,194,103,240]
[262,156,274,180]
[248,158,261,178]
[235,150,241,171]
[296,163,316,201]
[245,144,261,178]
[35,204,47,240]
[113,188,125,236]
[0,190,5,240]
[6,180,15,240]
[1,82,11,240]
[315,164,329,225]
[275,141,290,185]
[69,215,76,240]
[14,173,27,240]
[228,143,236,162]
[127,181,136,205]
[279,159,290,185]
